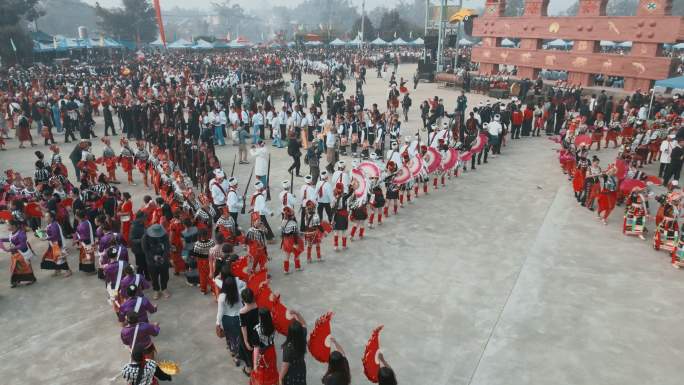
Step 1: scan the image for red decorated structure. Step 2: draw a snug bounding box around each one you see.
[471,0,684,91]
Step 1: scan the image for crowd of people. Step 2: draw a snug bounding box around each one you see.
[2,43,683,384]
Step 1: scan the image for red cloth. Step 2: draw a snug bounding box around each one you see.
[572,169,586,193]
[250,345,278,385]
[197,258,210,293]
[511,111,523,125]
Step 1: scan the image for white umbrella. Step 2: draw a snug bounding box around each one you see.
[547,38,569,47]
[458,38,473,46]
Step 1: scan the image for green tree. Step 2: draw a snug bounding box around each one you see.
[350,15,376,41]
[0,0,43,65]
[377,9,420,41]
[37,0,98,36]
[95,0,157,43]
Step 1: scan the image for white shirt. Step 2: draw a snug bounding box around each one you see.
[326,132,336,148]
[315,180,334,204]
[216,278,246,324]
[278,190,296,211]
[299,184,317,206]
[210,178,228,205]
[229,111,239,126]
[251,192,271,215]
[252,112,264,126]
[660,140,674,164]
[278,111,288,125]
[488,121,502,136]
[386,149,403,167]
[250,147,269,176]
[332,170,350,193]
[219,110,227,125]
[226,188,243,213]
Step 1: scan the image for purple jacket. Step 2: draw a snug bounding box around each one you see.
[119,273,151,298]
[76,220,93,245]
[102,244,129,265]
[46,221,63,247]
[104,260,128,289]
[118,295,157,323]
[1,230,28,252]
[120,322,159,349]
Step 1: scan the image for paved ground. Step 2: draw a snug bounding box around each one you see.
[1,64,683,385]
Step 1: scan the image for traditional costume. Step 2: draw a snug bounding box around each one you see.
[280,206,303,273]
[1,227,37,287]
[623,188,649,239]
[75,218,96,273]
[40,218,71,272]
[245,213,268,273]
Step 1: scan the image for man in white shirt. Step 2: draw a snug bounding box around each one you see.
[250,140,269,190]
[210,169,229,221]
[314,170,334,222]
[252,106,265,144]
[332,161,350,193]
[660,135,675,178]
[488,114,503,156]
[250,181,274,241]
[278,180,297,213]
[218,106,228,146]
[226,177,243,223]
[299,175,317,230]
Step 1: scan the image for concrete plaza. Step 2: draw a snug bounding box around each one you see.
[0,64,683,385]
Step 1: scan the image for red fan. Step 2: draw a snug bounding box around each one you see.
[351,169,368,198]
[308,312,334,363]
[574,134,591,147]
[469,133,489,154]
[392,165,412,185]
[247,270,268,296]
[256,284,276,310]
[424,147,442,174]
[459,150,474,162]
[231,256,249,281]
[441,148,458,171]
[0,210,12,221]
[407,154,423,177]
[620,179,647,194]
[646,175,662,185]
[25,202,42,218]
[362,325,384,383]
[357,161,381,179]
[320,221,333,234]
[271,296,292,336]
[615,159,627,180]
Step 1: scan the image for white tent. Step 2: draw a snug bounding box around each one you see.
[410,37,424,45]
[674,42,684,50]
[371,37,388,45]
[617,41,633,48]
[329,38,347,46]
[458,38,474,46]
[149,37,165,47]
[600,40,616,47]
[547,38,570,47]
[501,38,515,47]
[168,38,193,49]
[391,37,408,45]
[348,37,363,46]
[193,39,214,49]
[304,40,322,46]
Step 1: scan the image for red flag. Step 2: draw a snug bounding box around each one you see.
[308,312,333,362]
[363,325,384,383]
[153,0,167,48]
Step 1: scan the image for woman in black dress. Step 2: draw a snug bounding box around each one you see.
[378,352,397,385]
[321,338,350,385]
[279,311,307,385]
[239,288,259,377]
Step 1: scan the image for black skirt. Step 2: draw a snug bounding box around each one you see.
[40,260,70,271]
[333,212,348,230]
[386,189,399,199]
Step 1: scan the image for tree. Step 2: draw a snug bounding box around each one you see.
[95,0,157,43]
[0,0,43,65]
[37,0,98,36]
[350,16,376,41]
[377,9,420,41]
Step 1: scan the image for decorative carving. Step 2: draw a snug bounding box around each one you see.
[545,55,557,66]
[602,59,612,70]
[607,21,620,35]
[483,50,491,58]
[572,57,588,67]
[500,52,509,61]
[578,41,588,51]
[549,22,560,33]
[521,52,532,63]
[632,62,646,73]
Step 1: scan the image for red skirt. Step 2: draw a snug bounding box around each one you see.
[17,126,31,142]
[250,345,278,385]
[598,191,617,215]
[281,235,304,257]
[572,170,585,193]
[135,160,148,174]
[591,132,603,142]
[120,157,134,172]
[621,126,634,138]
[605,130,618,141]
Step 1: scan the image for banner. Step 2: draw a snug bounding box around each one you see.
[153,0,167,48]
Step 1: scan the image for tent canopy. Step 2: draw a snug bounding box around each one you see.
[149,37,165,46]
[547,38,570,47]
[617,41,633,48]
[655,76,684,90]
[674,42,684,50]
[304,40,322,46]
[348,37,363,46]
[193,39,214,49]
[501,38,515,47]
[600,40,616,47]
[411,37,424,45]
[168,38,193,48]
[391,37,408,45]
[329,38,347,46]
[458,38,473,46]
[371,37,388,45]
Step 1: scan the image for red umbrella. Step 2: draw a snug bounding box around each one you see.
[574,134,591,147]
[620,179,646,194]
[362,325,384,383]
[308,312,334,363]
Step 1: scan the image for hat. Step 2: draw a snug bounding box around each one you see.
[494,114,501,121]
[250,212,261,225]
[213,169,225,178]
[145,224,167,238]
[304,175,313,183]
[320,170,328,179]
[228,177,238,187]
[254,181,264,189]
[351,159,359,168]
[282,180,290,189]
[305,199,316,208]
[336,161,346,170]
[369,152,378,160]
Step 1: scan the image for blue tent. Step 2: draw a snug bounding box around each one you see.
[655,76,684,89]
